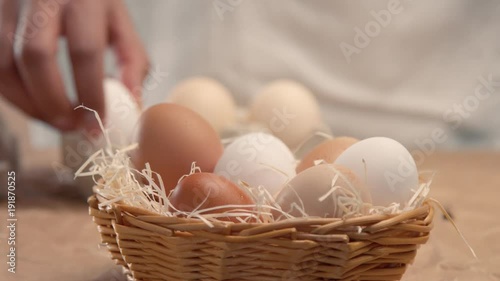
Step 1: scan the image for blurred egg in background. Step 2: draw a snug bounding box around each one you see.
[250,79,328,150]
[168,77,237,133]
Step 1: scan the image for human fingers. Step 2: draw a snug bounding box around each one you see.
[0,0,42,119]
[14,0,76,131]
[63,0,107,132]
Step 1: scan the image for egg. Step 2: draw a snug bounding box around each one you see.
[214,132,296,196]
[168,77,237,133]
[274,164,371,218]
[134,103,223,192]
[169,172,254,222]
[334,137,419,207]
[103,78,141,146]
[249,79,325,149]
[296,137,359,173]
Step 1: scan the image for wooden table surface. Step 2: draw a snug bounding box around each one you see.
[1,151,499,281]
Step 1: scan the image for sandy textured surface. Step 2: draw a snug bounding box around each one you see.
[0,151,499,281]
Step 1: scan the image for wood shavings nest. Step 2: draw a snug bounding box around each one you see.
[75,107,431,227]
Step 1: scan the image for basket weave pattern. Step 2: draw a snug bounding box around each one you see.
[88,195,433,281]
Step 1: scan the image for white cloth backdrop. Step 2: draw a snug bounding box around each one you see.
[125,0,500,149]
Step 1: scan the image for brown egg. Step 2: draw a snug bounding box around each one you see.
[274,164,371,218]
[296,137,358,173]
[134,103,223,192]
[169,173,254,222]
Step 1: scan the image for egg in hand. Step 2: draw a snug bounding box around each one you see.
[103,78,141,146]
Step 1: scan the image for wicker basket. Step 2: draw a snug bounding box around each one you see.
[88,193,433,281]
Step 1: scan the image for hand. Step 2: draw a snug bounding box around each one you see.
[0,0,149,131]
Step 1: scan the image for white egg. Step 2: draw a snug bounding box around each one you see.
[250,80,325,150]
[214,132,296,195]
[168,77,237,133]
[104,78,141,146]
[334,137,418,208]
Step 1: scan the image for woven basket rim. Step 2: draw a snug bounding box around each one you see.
[88,194,433,236]
[88,193,434,280]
